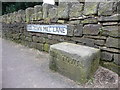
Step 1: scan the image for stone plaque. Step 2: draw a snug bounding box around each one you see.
[27,24,67,35]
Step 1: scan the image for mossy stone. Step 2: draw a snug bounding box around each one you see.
[100,61,120,76]
[43,43,50,52]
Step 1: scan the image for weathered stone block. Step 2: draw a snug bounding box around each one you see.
[2,15,7,23]
[30,14,36,21]
[57,2,70,19]
[74,24,83,36]
[67,24,74,36]
[83,24,101,35]
[117,1,120,14]
[98,2,114,16]
[106,37,120,49]
[101,26,120,37]
[25,7,34,23]
[33,36,45,43]
[49,42,100,84]
[25,37,32,42]
[42,3,55,19]
[35,12,43,20]
[102,22,118,26]
[57,20,65,24]
[99,14,120,22]
[48,6,58,19]
[114,54,120,65]
[68,20,80,24]
[69,2,83,18]
[83,2,99,15]
[36,43,43,51]
[18,10,26,22]
[100,61,120,75]
[6,13,13,23]
[43,43,50,52]
[0,16,2,23]
[34,5,42,13]
[34,5,43,20]
[95,40,105,46]
[81,17,98,24]
[101,52,113,61]
[11,12,17,23]
[84,35,107,40]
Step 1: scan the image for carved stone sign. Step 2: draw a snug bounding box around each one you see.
[27,24,67,35]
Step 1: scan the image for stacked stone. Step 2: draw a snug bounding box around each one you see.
[1,0,120,75]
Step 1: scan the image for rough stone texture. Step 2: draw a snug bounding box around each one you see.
[25,37,32,42]
[117,1,120,14]
[30,14,36,21]
[67,24,74,36]
[106,37,120,49]
[48,6,58,19]
[102,22,118,26]
[36,43,44,51]
[98,2,114,16]
[83,2,99,15]
[43,43,50,52]
[34,5,42,14]
[18,10,26,22]
[95,40,105,46]
[101,26,119,37]
[101,52,113,61]
[99,14,120,21]
[74,24,83,36]
[25,8,34,23]
[42,4,55,19]
[34,5,43,20]
[99,47,120,54]
[100,61,120,76]
[33,36,45,43]
[2,1,120,76]
[2,15,7,23]
[69,3,83,18]
[84,35,107,40]
[0,16,2,23]
[83,24,101,35]
[69,20,80,24]
[49,42,100,84]
[81,17,98,24]
[114,54,120,65]
[57,2,70,19]
[11,12,17,23]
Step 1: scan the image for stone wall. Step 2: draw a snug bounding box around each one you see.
[1,1,120,75]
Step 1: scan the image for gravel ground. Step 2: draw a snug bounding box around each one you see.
[1,39,120,88]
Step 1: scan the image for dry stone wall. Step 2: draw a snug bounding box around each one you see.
[1,1,120,75]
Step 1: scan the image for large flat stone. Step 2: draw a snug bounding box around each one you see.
[49,42,100,84]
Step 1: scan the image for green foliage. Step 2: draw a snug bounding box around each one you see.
[2,2,43,15]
